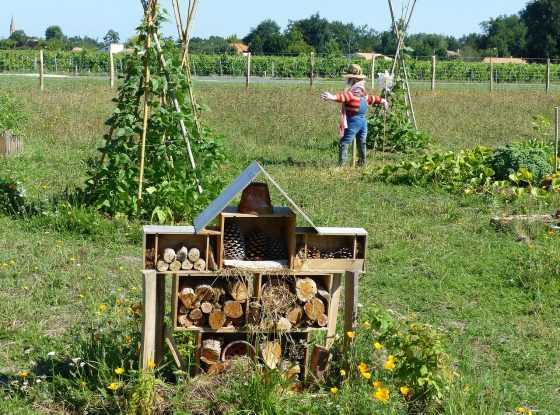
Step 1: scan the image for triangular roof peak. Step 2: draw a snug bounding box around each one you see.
[194,161,317,233]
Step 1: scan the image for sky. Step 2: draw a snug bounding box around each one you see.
[3,0,530,41]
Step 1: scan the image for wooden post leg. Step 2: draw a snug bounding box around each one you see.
[326,274,342,348]
[141,270,165,369]
[343,270,359,350]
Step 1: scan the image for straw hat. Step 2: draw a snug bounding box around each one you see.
[343,64,367,80]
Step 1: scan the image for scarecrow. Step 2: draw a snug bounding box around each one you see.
[321,64,389,166]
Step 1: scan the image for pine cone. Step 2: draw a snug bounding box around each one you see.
[307,246,321,259]
[267,238,288,259]
[224,221,245,260]
[245,231,268,261]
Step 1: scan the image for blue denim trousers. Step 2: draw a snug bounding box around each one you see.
[339,115,367,165]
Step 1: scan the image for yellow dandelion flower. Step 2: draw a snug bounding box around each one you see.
[107,382,120,391]
[516,407,533,415]
[373,380,382,388]
[346,331,355,339]
[373,387,390,403]
[548,229,556,236]
[147,360,156,369]
[400,386,411,397]
[373,341,383,351]
[18,370,30,379]
[361,321,371,329]
[361,371,372,380]
[114,367,125,375]
[358,362,369,373]
[80,381,87,388]
[330,387,338,395]
[339,369,346,377]
[98,303,108,313]
[384,355,396,371]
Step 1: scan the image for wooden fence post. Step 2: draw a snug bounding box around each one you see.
[431,55,436,91]
[490,57,494,92]
[310,51,315,88]
[554,107,560,172]
[141,270,165,369]
[245,52,251,89]
[39,49,44,91]
[343,270,359,351]
[370,54,376,90]
[109,51,115,89]
[546,58,551,94]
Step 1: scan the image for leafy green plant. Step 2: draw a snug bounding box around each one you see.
[0,94,26,135]
[83,12,226,223]
[0,177,27,216]
[367,80,431,153]
[488,141,553,184]
[328,304,456,414]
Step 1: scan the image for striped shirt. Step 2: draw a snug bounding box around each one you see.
[335,91,383,116]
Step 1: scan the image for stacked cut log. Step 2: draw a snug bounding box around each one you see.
[157,245,207,272]
[257,277,329,330]
[177,279,249,330]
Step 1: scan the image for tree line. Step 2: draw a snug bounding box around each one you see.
[0,26,121,50]
[2,0,559,58]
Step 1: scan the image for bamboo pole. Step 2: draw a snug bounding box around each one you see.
[370,54,376,90]
[490,57,494,92]
[109,51,115,89]
[546,58,551,94]
[431,55,436,91]
[245,52,251,89]
[39,49,44,91]
[554,107,560,172]
[137,2,154,203]
[309,51,315,88]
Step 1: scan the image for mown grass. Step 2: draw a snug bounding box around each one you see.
[1,77,560,414]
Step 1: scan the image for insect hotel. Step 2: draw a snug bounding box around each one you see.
[141,162,367,379]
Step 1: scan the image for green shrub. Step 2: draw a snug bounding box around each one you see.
[0,94,26,135]
[0,177,32,216]
[488,141,553,184]
[367,81,430,153]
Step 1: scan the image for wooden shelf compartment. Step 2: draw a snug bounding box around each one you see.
[173,274,253,332]
[144,232,221,272]
[294,227,368,272]
[195,331,311,380]
[219,207,296,269]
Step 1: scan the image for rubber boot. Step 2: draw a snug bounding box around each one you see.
[357,142,367,166]
[339,142,349,166]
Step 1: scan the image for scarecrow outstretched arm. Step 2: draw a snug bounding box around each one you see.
[367,95,383,106]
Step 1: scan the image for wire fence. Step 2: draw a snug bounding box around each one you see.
[1,50,560,91]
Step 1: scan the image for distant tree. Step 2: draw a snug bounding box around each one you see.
[284,27,313,54]
[190,36,234,54]
[288,14,334,54]
[103,29,120,47]
[243,20,286,54]
[45,25,64,41]
[9,30,28,47]
[481,15,527,57]
[521,0,560,58]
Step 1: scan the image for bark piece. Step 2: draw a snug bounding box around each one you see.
[296,278,318,302]
[287,306,303,326]
[189,308,203,321]
[309,345,330,381]
[201,339,221,364]
[179,287,196,309]
[276,317,292,332]
[188,248,201,263]
[176,246,190,262]
[195,285,216,302]
[261,341,282,369]
[194,259,206,271]
[230,280,249,302]
[169,260,182,272]
[224,301,244,319]
[317,313,329,327]
[178,314,194,328]
[208,247,219,271]
[304,298,325,321]
[163,248,176,264]
[208,310,227,330]
[156,260,169,272]
[201,302,214,314]
[181,260,194,271]
[247,301,262,325]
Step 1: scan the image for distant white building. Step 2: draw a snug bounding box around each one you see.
[107,43,125,54]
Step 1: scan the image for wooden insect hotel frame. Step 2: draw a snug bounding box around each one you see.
[141,162,366,378]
